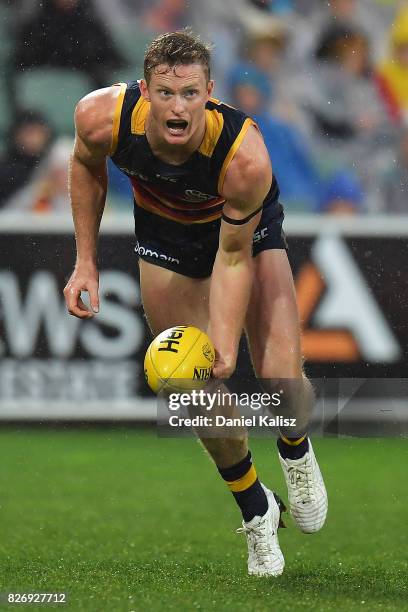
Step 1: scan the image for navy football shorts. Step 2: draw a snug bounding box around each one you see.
[133,202,287,279]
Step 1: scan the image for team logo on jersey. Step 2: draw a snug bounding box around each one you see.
[184,189,214,202]
[119,167,178,183]
[119,166,146,179]
[155,174,178,183]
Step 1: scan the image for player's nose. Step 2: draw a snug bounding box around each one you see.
[171,94,186,114]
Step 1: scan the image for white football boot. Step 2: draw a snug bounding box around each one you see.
[237,486,286,577]
[279,439,328,533]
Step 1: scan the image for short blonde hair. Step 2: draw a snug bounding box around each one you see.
[144,29,212,83]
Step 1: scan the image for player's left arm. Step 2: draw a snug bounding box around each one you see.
[209,125,272,378]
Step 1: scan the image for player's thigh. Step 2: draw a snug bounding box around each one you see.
[245,249,303,378]
[139,259,211,335]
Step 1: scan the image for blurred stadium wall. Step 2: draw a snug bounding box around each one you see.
[0,213,407,433]
[0,1,407,430]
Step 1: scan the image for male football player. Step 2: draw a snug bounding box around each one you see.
[64,29,327,577]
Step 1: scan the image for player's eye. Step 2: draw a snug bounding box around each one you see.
[185,90,198,97]
[159,90,172,97]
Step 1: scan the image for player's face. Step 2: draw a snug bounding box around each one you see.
[141,64,214,146]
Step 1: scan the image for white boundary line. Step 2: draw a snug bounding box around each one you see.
[1,212,408,236]
[0,399,406,421]
[0,399,157,420]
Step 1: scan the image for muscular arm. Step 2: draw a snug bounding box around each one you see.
[209,126,272,378]
[64,87,119,318]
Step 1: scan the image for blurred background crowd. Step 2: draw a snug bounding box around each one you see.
[0,0,407,216]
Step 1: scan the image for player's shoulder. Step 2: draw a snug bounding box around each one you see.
[221,124,272,203]
[206,96,248,121]
[74,84,128,150]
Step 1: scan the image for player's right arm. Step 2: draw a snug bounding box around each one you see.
[64,87,119,318]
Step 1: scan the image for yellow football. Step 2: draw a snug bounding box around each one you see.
[144,325,215,394]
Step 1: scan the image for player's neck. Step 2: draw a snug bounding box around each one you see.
[145,114,206,166]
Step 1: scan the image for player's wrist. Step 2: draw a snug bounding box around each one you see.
[75,256,98,270]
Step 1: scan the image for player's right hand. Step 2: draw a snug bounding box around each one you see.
[63,265,99,319]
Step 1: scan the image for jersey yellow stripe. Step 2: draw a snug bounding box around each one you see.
[109,82,127,156]
[134,191,222,224]
[198,108,224,157]
[217,117,256,193]
[138,201,222,224]
[226,465,257,493]
[131,96,150,135]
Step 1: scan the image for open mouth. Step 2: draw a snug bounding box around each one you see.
[166,119,188,135]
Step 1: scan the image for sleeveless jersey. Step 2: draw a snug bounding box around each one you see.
[109,81,280,227]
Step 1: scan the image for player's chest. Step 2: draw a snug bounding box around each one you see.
[118,147,220,203]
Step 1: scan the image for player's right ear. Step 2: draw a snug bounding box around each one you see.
[139,79,150,101]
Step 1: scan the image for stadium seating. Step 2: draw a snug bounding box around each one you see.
[14,68,93,135]
[0,4,13,143]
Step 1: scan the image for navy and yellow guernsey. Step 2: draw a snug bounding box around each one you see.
[109,81,285,278]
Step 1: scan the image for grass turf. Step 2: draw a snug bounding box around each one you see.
[0,428,407,611]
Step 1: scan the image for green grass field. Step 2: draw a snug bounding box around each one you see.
[0,428,407,612]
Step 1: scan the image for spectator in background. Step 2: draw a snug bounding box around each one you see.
[247,0,294,14]
[376,128,408,213]
[4,137,73,213]
[4,136,131,214]
[94,0,148,30]
[302,25,391,158]
[107,158,133,213]
[13,0,125,90]
[143,0,187,33]
[182,0,243,100]
[290,0,391,64]
[227,64,321,211]
[316,170,365,215]
[293,0,321,16]
[376,6,408,124]
[299,24,394,211]
[246,24,289,77]
[30,138,73,213]
[188,0,291,100]
[239,25,309,127]
[0,110,53,208]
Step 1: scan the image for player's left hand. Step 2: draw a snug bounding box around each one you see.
[212,350,236,379]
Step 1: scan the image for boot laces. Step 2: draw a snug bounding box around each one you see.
[236,517,275,562]
[288,461,316,503]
